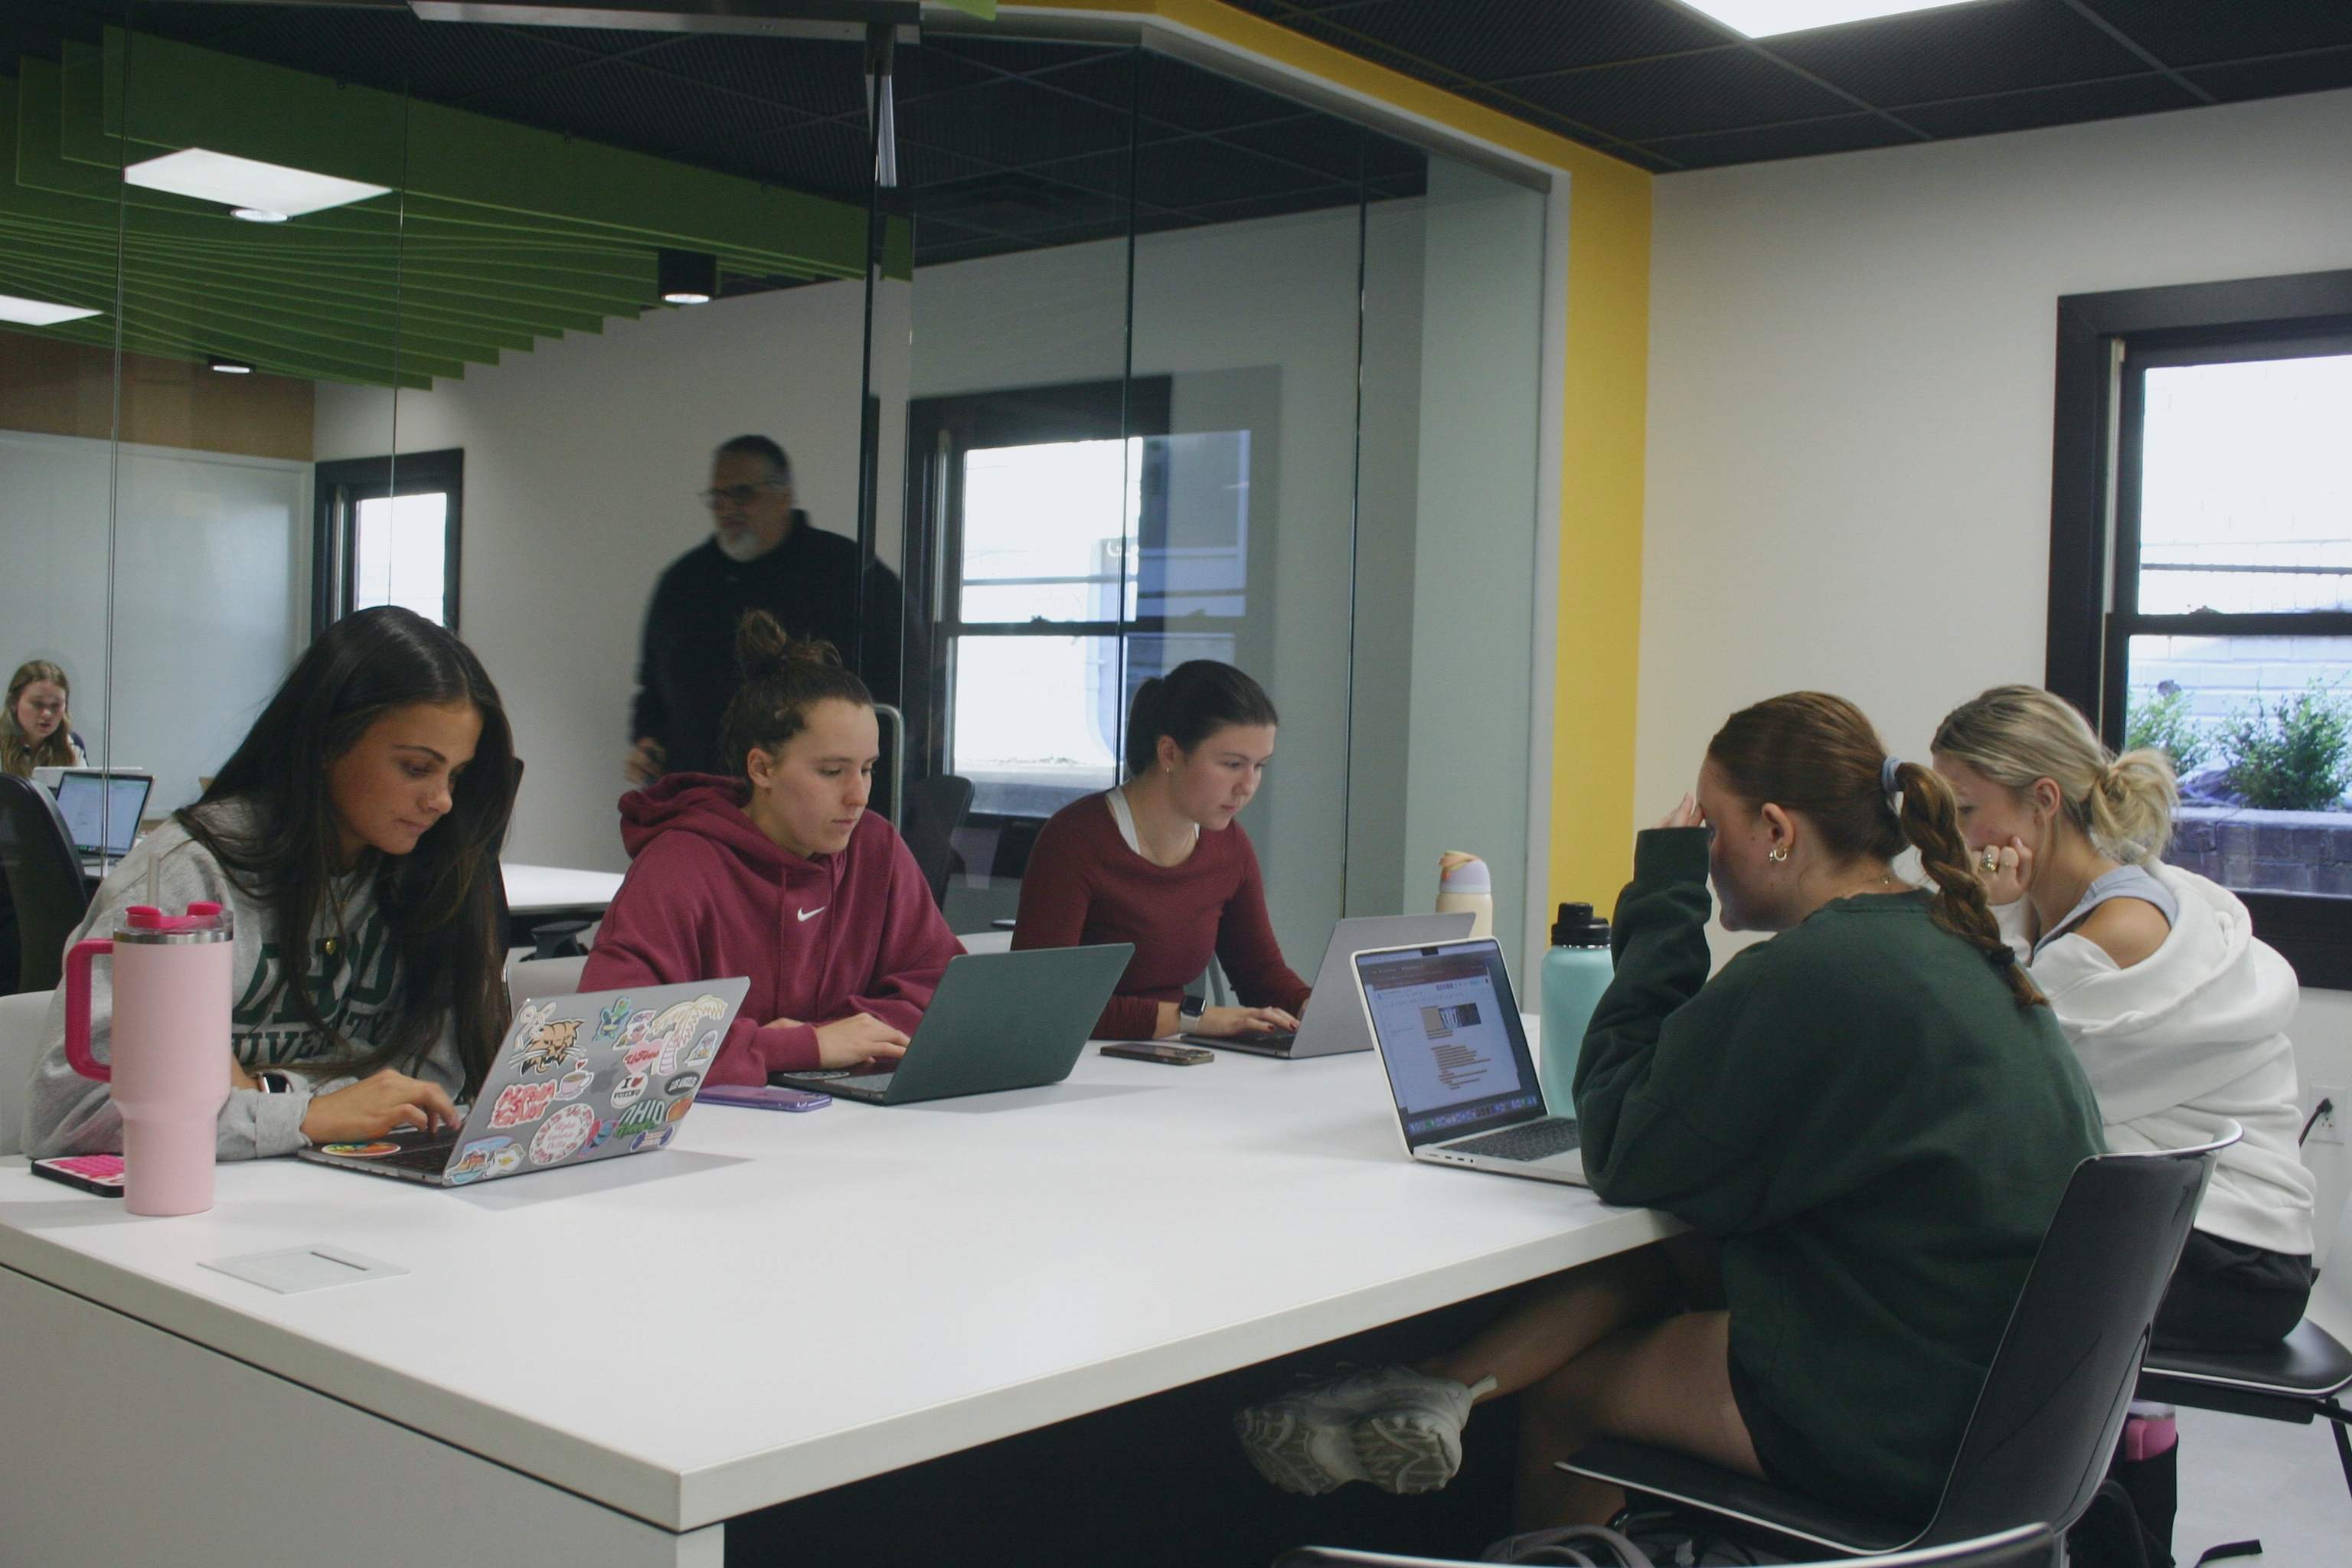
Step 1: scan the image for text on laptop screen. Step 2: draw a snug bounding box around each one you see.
[55,773,149,856]
[1356,942,1544,1142]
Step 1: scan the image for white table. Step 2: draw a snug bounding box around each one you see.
[502,861,626,917]
[0,1043,1670,1566]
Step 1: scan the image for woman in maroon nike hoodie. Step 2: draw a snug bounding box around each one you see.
[583,612,962,1084]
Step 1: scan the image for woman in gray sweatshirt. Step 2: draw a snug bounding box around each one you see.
[25,607,518,1159]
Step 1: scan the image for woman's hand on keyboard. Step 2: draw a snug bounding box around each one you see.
[1187,1004,1301,1039]
[299,1070,462,1145]
[813,1013,911,1068]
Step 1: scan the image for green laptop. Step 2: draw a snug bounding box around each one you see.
[768,942,1134,1105]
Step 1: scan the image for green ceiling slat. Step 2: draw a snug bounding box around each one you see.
[8,28,900,388]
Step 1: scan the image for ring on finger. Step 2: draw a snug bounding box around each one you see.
[1980,848,2001,873]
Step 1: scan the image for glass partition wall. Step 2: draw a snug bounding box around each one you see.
[3,5,1547,989]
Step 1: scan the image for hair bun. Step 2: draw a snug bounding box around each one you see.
[733,611,841,679]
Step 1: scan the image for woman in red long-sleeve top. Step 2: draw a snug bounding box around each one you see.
[1013,661,1309,1041]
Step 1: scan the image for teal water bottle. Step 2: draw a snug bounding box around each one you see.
[1540,903,1613,1102]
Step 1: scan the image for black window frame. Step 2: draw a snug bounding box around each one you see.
[2049,268,2352,988]
[903,375,1183,825]
[312,447,465,636]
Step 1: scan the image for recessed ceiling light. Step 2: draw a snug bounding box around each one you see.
[0,292,102,326]
[207,356,254,375]
[230,207,289,224]
[1676,0,1998,39]
[123,148,390,219]
[658,247,719,306]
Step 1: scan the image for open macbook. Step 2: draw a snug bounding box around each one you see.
[1187,912,1475,1058]
[298,977,750,1185]
[1353,937,1586,1186]
[51,768,152,866]
[770,942,1133,1105]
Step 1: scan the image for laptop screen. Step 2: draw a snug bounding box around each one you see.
[1354,939,1549,1148]
[54,771,151,858]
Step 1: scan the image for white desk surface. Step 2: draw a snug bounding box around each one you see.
[0,1044,1671,1534]
[502,862,626,913]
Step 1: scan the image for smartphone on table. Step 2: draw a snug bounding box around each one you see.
[701,1084,832,1112]
[32,1154,128,1196]
[1100,1041,1214,1067]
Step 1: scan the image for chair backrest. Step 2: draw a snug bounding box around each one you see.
[900,773,974,909]
[0,988,56,1158]
[507,954,590,1013]
[1917,1135,2233,1547]
[1273,1522,2057,1568]
[0,775,92,994]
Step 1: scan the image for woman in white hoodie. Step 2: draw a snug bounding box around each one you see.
[1931,685,2316,1350]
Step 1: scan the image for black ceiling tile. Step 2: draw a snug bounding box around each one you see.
[1643,113,1922,170]
[462,60,812,172]
[624,34,870,119]
[1452,81,1630,149]
[1285,0,1729,83]
[899,77,1132,170]
[2184,47,2352,104]
[1051,47,1324,132]
[893,134,1007,194]
[913,170,1129,237]
[920,33,1128,79]
[1896,73,2202,139]
[1765,0,2148,106]
[1504,49,1862,142]
[1210,114,1374,181]
[1362,130,1429,179]
[1596,142,1683,174]
[891,40,998,101]
[1130,133,1333,207]
[2070,0,2352,69]
[1008,148,1131,200]
[758,119,888,202]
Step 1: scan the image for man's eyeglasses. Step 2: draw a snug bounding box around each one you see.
[700,482,784,510]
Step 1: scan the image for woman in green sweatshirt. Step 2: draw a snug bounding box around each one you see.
[1236,692,2103,1533]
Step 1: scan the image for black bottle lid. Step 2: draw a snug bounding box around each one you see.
[1551,901,1610,947]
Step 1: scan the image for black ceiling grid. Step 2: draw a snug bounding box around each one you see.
[1233,0,2352,170]
[7,0,2344,272]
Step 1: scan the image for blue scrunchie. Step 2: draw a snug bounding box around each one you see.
[1880,756,1904,799]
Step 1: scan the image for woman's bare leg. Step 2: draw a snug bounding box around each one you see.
[1417,1233,1706,1404]
[1512,1308,1761,1530]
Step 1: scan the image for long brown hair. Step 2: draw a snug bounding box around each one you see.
[3,659,80,777]
[1707,691,2045,1008]
[181,608,518,1093]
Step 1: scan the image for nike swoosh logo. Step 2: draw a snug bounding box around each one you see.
[797,906,826,923]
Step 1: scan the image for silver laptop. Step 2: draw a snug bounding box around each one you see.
[1352,937,1586,1186]
[51,769,152,867]
[297,976,750,1185]
[1190,912,1476,1058]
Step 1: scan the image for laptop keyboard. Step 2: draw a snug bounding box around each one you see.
[1446,1119,1580,1162]
[371,1139,459,1173]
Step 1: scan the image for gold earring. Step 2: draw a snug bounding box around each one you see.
[1766,847,1788,863]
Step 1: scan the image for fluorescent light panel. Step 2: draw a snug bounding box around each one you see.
[1679,0,1997,38]
[0,292,101,326]
[122,148,390,218]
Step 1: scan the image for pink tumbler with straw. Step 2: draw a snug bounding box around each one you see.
[64,903,235,1216]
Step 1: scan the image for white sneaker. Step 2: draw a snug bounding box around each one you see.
[1233,1367,1494,1496]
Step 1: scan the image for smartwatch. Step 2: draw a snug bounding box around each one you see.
[1178,995,1207,1032]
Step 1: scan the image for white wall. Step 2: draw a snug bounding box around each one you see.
[1638,87,2352,1283]
[315,281,880,872]
[0,430,309,816]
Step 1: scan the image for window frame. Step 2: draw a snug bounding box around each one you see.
[2049,269,2352,988]
[311,447,465,636]
[903,375,1181,823]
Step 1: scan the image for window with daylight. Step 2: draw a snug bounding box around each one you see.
[312,449,463,633]
[2050,270,2352,986]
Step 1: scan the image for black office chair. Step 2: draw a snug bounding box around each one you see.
[2136,1156,2352,1502]
[1557,1134,2233,1560]
[1273,1522,2058,1568]
[901,773,975,910]
[0,774,93,995]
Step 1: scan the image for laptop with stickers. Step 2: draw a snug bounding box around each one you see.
[296,977,751,1186]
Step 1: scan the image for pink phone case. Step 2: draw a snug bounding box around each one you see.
[698,1084,832,1112]
[32,1154,129,1196]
